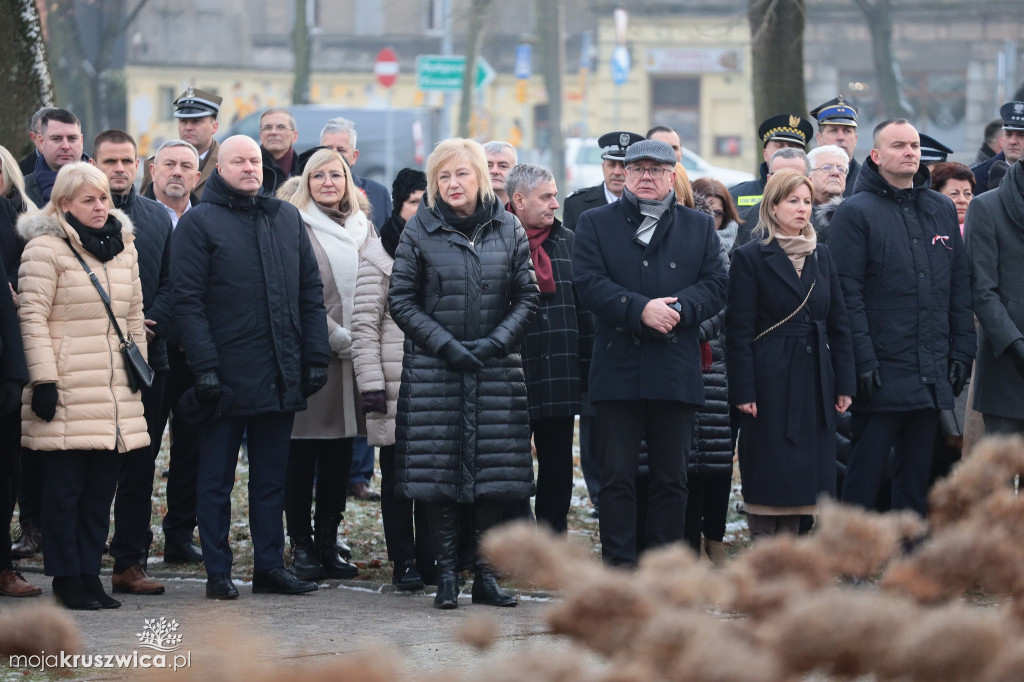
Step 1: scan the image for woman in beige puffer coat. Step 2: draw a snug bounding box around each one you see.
[17,163,148,610]
[351,167,433,591]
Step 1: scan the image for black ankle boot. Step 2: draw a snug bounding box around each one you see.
[315,518,358,579]
[434,571,459,609]
[425,502,461,609]
[81,575,121,609]
[290,537,327,581]
[52,576,101,610]
[471,566,517,607]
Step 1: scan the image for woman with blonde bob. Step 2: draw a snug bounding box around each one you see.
[725,170,855,540]
[389,138,539,609]
[17,162,148,608]
[277,148,368,581]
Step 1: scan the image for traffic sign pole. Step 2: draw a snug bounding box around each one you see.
[375,47,399,182]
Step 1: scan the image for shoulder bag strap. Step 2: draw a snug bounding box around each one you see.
[754,280,817,342]
[63,238,131,347]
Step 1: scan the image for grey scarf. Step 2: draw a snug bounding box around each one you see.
[623,187,675,247]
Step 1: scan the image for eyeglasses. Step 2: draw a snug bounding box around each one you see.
[812,164,848,175]
[625,166,671,179]
[260,124,293,133]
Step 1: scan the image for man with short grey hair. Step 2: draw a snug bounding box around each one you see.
[484,141,517,205]
[259,107,300,189]
[146,140,201,228]
[807,145,851,242]
[573,139,728,566]
[18,106,57,176]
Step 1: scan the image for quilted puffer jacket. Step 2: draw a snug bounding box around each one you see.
[17,208,149,453]
[388,197,539,503]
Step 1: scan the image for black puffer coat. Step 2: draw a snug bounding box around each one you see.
[170,171,330,416]
[389,197,539,503]
[690,313,732,475]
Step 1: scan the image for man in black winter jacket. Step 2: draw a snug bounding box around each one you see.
[91,130,173,596]
[829,119,975,517]
[171,136,331,599]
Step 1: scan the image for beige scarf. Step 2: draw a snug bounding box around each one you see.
[775,228,817,276]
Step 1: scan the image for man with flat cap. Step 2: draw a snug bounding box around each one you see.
[972,101,1024,195]
[573,139,728,567]
[562,131,645,232]
[729,114,813,210]
[141,87,223,199]
[919,133,955,172]
[810,96,862,197]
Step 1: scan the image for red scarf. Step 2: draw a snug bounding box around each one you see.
[507,202,555,293]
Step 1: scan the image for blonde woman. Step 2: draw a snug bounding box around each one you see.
[725,170,854,540]
[278,148,369,581]
[18,163,148,608]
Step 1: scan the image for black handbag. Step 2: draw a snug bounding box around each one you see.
[64,239,155,393]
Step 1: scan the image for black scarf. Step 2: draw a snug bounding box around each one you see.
[65,211,124,262]
[436,196,490,237]
[380,210,406,259]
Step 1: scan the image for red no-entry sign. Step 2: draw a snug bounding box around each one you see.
[375,47,399,88]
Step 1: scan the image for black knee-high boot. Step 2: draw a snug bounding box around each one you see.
[471,502,517,607]
[425,502,459,609]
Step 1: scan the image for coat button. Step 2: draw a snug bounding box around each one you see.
[670,262,677,269]
[672,337,678,343]
[541,312,548,320]
[482,283,489,290]
[913,238,918,244]
[634,338,640,346]
[803,313,811,323]
[903,207,911,213]
[643,260,649,267]
[620,296,627,303]
[696,304,703,311]
[918,272,925,278]
[921,377,928,383]
[806,346,812,354]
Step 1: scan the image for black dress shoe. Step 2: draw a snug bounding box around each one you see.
[433,572,459,609]
[471,568,517,607]
[252,568,318,595]
[52,576,102,610]
[206,573,239,600]
[392,560,425,592]
[290,540,327,582]
[81,575,121,609]
[336,537,352,560]
[11,524,42,559]
[164,539,204,564]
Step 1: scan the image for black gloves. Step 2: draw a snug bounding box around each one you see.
[948,359,971,397]
[361,390,387,414]
[31,382,57,422]
[1006,339,1024,378]
[856,369,882,403]
[0,379,22,417]
[194,370,222,406]
[440,340,484,373]
[464,338,504,364]
[302,365,329,398]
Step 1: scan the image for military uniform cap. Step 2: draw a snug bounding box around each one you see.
[598,131,645,161]
[810,96,858,128]
[919,133,954,164]
[173,86,222,119]
[1000,101,1024,131]
[758,114,813,147]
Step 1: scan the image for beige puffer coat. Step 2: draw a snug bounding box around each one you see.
[350,236,404,446]
[17,208,150,453]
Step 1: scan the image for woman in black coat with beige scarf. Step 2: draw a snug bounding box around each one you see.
[725,170,856,539]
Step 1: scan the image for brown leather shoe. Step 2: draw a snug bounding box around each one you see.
[0,569,42,597]
[348,481,381,501]
[11,524,41,559]
[112,564,165,595]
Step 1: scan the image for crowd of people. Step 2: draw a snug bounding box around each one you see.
[1,85,1023,611]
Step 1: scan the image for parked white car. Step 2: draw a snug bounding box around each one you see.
[564,137,754,194]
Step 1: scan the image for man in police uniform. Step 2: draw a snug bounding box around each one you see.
[729,114,813,211]
[562,131,645,232]
[919,133,955,172]
[810,96,861,197]
[971,101,1024,195]
[141,87,222,199]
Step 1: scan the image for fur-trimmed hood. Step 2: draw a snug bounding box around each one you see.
[812,196,843,243]
[17,207,136,244]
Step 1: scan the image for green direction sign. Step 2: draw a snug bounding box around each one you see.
[416,55,496,91]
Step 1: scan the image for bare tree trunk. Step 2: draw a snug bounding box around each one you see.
[457,0,492,138]
[853,0,910,118]
[748,0,807,157]
[0,0,53,157]
[292,0,311,104]
[537,0,565,193]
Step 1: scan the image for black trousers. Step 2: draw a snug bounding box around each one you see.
[16,443,43,530]
[110,371,167,572]
[594,400,695,566]
[284,437,352,541]
[40,449,121,577]
[158,347,200,545]
[197,412,294,575]
[0,411,19,569]
[379,444,433,576]
[982,414,1024,436]
[579,413,599,508]
[532,416,575,533]
[842,409,940,516]
[683,469,732,551]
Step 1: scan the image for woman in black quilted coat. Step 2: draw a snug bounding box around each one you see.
[388,138,539,610]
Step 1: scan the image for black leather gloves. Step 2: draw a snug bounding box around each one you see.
[194,370,222,406]
[856,369,882,403]
[302,365,329,398]
[31,382,57,422]
[948,359,971,397]
[464,338,504,364]
[361,390,387,414]
[440,340,484,373]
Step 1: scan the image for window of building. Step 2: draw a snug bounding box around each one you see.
[650,77,701,151]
